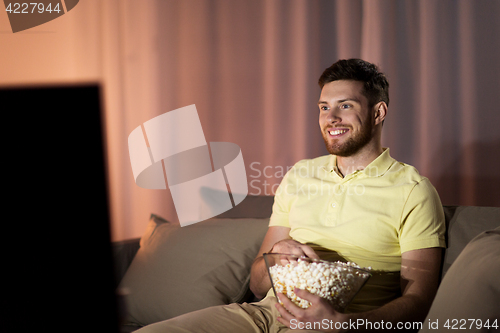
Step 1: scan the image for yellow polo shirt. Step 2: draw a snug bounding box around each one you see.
[269,148,446,272]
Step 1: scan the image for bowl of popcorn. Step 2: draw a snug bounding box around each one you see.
[263,253,371,312]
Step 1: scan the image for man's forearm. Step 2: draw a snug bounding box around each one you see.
[342,248,441,332]
[345,293,431,332]
[249,256,272,299]
[249,226,294,299]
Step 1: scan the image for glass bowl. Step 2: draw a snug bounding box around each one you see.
[263,253,371,312]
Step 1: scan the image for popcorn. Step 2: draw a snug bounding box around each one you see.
[268,258,371,311]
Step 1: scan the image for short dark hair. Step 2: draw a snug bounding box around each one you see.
[318,59,389,109]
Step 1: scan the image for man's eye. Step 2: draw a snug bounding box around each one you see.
[340,104,351,109]
[320,106,329,111]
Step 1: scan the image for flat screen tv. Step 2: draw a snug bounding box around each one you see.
[1,84,120,332]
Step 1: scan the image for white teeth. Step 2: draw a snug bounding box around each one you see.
[329,129,347,135]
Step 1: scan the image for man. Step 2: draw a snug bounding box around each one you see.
[136,59,446,332]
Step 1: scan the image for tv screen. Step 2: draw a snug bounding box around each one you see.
[1,84,119,332]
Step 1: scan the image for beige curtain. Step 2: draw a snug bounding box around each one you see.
[99,0,500,240]
[3,0,497,240]
[100,0,500,240]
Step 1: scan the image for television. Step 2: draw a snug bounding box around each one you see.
[1,84,119,332]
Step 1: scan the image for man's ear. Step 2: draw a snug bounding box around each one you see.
[373,101,388,126]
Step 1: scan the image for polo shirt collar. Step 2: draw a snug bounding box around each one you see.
[325,148,395,178]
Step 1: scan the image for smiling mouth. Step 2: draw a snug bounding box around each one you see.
[328,129,348,136]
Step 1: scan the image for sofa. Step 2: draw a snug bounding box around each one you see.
[113,195,499,332]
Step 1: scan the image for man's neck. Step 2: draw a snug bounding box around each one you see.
[336,143,384,177]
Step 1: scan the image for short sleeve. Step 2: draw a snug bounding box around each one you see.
[399,178,446,253]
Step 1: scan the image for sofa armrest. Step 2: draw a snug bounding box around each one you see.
[113,238,140,288]
[441,206,500,279]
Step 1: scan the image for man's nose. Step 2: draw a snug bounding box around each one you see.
[327,109,341,123]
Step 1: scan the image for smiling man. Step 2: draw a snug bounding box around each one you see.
[318,79,384,175]
[135,59,446,333]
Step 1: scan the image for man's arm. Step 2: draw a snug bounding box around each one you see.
[275,247,442,332]
[347,247,442,328]
[249,226,319,299]
[250,226,291,299]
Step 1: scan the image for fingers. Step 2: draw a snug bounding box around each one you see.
[293,288,321,304]
[275,293,301,326]
[271,240,319,259]
[277,292,300,313]
[279,257,294,266]
[285,243,309,257]
[301,245,320,260]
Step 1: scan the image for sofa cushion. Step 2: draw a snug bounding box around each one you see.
[119,214,269,326]
[215,194,274,218]
[420,228,500,332]
[442,206,500,278]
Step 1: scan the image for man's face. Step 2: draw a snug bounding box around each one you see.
[318,80,375,157]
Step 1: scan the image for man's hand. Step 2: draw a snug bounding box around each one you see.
[250,227,320,299]
[275,288,348,332]
[270,239,320,259]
